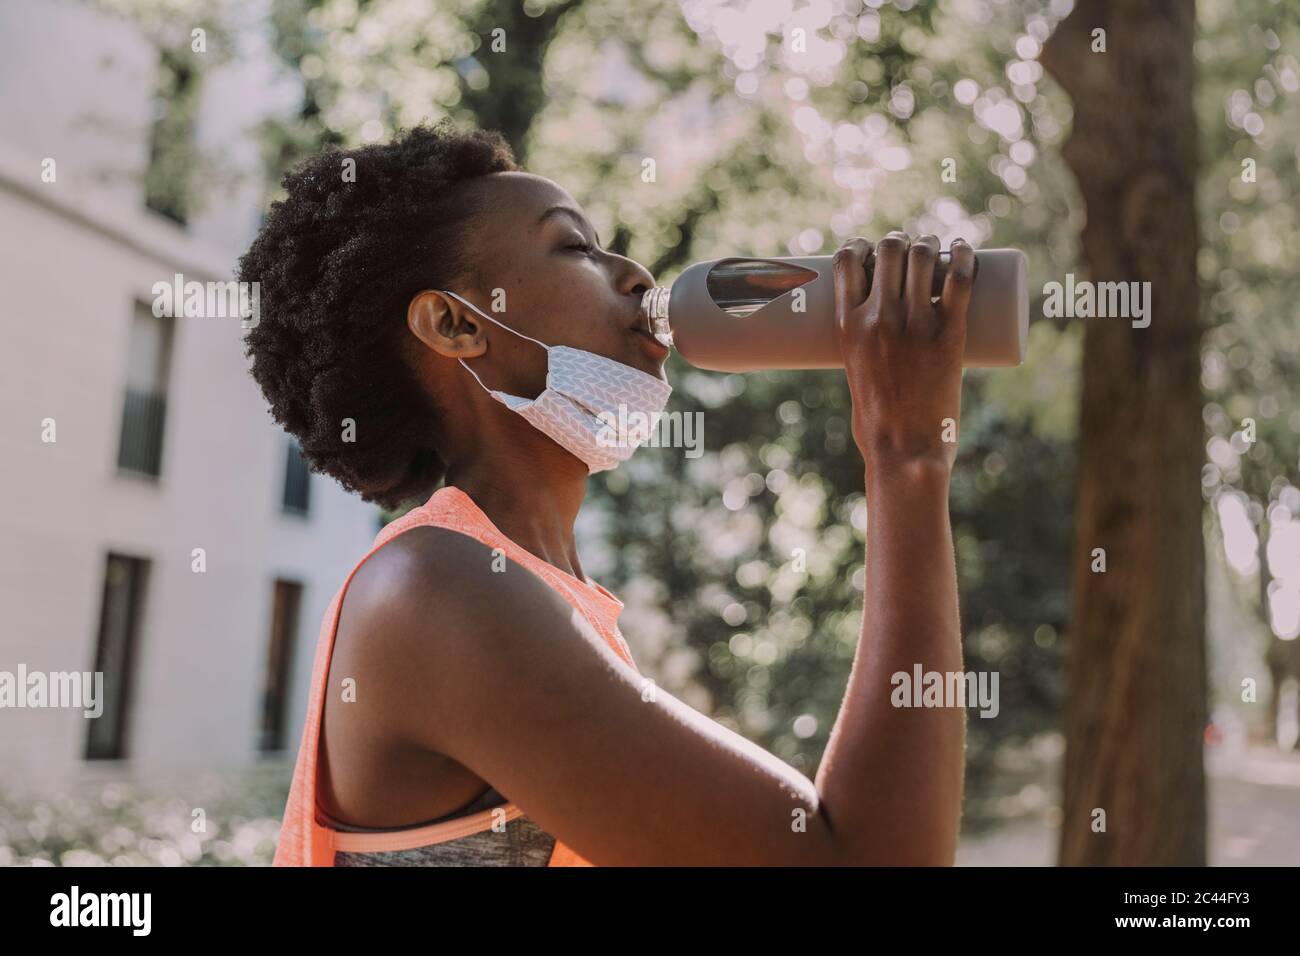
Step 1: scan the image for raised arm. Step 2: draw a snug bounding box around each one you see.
[816,232,970,864]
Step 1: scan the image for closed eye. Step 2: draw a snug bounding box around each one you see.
[566,240,596,255]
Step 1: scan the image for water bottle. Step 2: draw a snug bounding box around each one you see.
[639,248,1029,372]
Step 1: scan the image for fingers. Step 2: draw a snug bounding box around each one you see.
[832,237,874,328]
[939,238,976,346]
[871,231,910,329]
[906,234,941,338]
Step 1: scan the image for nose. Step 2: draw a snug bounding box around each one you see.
[613,253,657,298]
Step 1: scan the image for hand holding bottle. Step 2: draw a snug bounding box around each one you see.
[833,233,973,478]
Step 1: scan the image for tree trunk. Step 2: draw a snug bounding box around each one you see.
[461,0,586,163]
[1042,0,1208,865]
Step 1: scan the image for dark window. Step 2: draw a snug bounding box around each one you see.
[117,301,174,478]
[259,579,303,753]
[117,389,168,476]
[282,439,311,515]
[144,47,201,226]
[86,554,150,761]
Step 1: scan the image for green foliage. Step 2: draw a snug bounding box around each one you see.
[125,0,1299,801]
[525,0,1086,778]
[242,0,1132,782]
[143,46,204,224]
[1192,0,1300,727]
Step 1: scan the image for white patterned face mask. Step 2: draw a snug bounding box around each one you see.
[443,290,673,473]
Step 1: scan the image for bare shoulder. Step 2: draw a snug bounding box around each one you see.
[340,524,574,641]
[332,523,602,750]
[339,525,497,628]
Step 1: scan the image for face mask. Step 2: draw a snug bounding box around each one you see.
[443,290,673,473]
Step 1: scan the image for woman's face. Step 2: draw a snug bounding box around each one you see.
[421,172,669,401]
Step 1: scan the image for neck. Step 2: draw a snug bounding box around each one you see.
[442,457,590,583]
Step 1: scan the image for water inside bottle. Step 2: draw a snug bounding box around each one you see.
[706,253,956,317]
[704,260,820,318]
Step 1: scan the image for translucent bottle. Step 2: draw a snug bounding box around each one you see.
[639,248,1028,372]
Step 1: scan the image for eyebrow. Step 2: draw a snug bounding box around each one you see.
[537,205,602,247]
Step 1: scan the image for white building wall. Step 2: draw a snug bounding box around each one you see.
[0,0,380,792]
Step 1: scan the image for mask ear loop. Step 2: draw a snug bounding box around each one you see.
[442,289,550,394]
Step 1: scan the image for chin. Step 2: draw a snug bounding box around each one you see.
[626,334,671,375]
[630,352,668,378]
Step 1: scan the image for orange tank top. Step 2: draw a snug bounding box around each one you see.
[272,484,638,867]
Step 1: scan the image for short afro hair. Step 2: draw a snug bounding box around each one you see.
[237,119,518,511]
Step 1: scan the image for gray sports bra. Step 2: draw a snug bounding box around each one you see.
[324,787,558,867]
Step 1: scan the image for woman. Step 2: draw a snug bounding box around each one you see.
[240,119,971,866]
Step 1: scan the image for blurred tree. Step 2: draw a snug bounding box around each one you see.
[1043,0,1207,866]
[259,0,589,190]
[115,0,1298,844]
[1193,0,1300,748]
[246,0,1083,800]
[526,0,1081,801]
[458,0,588,157]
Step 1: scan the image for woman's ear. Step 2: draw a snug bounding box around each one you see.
[407,290,487,359]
